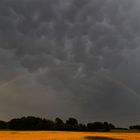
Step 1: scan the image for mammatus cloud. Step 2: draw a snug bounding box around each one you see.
[0,0,140,126]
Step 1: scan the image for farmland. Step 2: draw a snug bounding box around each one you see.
[0,131,140,140]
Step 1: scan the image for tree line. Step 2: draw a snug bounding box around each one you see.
[129,125,140,130]
[0,116,139,131]
[0,116,115,131]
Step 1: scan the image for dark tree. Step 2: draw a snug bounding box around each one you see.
[78,123,87,131]
[103,122,111,132]
[65,118,79,130]
[55,117,64,130]
[8,116,43,130]
[42,119,55,130]
[129,125,140,130]
[1,116,116,131]
[0,120,7,129]
[87,121,114,132]
[87,122,104,131]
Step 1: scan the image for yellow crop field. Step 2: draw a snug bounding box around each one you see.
[0,131,140,140]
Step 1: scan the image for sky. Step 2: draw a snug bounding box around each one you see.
[0,0,140,127]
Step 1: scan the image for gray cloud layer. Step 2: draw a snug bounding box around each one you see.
[0,0,140,126]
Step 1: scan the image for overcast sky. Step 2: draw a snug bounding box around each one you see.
[0,0,140,127]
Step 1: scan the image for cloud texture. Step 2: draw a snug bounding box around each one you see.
[0,0,140,126]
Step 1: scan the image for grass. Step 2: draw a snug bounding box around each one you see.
[0,131,140,140]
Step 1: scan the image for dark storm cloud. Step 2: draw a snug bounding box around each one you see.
[0,0,140,126]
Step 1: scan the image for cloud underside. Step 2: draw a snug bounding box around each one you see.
[0,0,140,126]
